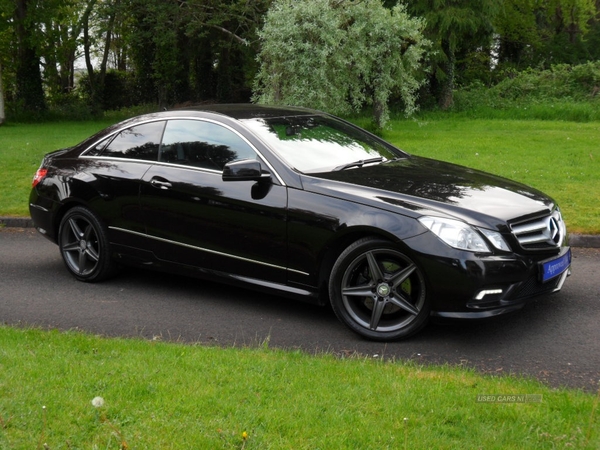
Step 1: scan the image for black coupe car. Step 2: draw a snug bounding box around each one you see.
[29,104,571,340]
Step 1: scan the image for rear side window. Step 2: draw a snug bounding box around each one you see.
[90,121,166,161]
[159,120,257,170]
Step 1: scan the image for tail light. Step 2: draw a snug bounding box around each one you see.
[32,168,48,187]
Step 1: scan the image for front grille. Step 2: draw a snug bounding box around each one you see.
[511,209,566,251]
[511,273,563,300]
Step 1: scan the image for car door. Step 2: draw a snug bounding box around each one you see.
[81,120,165,246]
[139,118,289,283]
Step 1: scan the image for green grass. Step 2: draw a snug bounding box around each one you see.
[417,101,600,123]
[379,118,599,234]
[1,117,599,233]
[0,326,598,449]
[0,121,114,216]
[2,115,599,447]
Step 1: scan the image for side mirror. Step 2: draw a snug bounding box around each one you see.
[222,159,271,182]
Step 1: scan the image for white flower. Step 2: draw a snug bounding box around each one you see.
[91,396,105,408]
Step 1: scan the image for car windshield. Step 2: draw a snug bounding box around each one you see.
[241,114,406,173]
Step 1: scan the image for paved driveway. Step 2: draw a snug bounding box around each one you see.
[1,228,599,392]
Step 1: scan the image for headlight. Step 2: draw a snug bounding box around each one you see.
[419,216,489,252]
[479,228,511,252]
[419,216,511,253]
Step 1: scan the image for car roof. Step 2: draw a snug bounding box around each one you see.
[171,103,319,120]
[77,104,324,152]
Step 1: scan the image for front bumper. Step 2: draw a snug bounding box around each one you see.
[404,233,572,319]
[432,266,570,319]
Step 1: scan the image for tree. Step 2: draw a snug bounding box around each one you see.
[494,0,598,70]
[0,0,9,124]
[36,0,84,98]
[14,0,46,112]
[83,0,123,110]
[183,0,270,102]
[407,0,500,109]
[0,62,5,124]
[124,0,267,107]
[253,0,429,128]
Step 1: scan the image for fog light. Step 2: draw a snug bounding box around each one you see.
[475,289,503,300]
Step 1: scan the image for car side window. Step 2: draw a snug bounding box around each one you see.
[159,119,257,170]
[93,121,165,161]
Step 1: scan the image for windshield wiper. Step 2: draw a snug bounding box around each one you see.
[333,157,384,171]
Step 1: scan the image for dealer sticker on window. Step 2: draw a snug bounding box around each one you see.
[539,249,571,283]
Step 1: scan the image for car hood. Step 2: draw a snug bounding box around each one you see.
[306,155,555,230]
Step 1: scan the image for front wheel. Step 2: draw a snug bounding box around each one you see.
[58,206,116,282]
[329,238,429,341]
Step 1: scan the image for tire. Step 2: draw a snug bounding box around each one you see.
[58,206,116,282]
[329,237,429,341]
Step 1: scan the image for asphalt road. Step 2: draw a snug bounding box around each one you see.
[1,228,599,392]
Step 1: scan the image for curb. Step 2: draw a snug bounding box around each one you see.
[0,217,36,229]
[2,216,599,248]
[568,234,600,248]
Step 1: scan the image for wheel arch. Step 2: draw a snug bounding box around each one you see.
[316,226,420,304]
[51,199,94,242]
[57,203,118,282]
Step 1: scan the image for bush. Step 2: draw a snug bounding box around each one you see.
[446,61,600,121]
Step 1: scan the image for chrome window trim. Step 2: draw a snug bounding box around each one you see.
[79,118,166,159]
[109,226,309,277]
[79,116,286,186]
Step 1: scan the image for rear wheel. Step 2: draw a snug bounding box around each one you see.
[329,238,429,341]
[58,206,116,282]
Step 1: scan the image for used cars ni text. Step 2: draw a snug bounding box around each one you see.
[29,105,571,340]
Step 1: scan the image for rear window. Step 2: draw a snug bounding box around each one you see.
[86,121,166,161]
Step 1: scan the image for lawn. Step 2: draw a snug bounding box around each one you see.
[1,117,598,233]
[381,118,600,234]
[0,121,114,216]
[0,326,598,449]
[1,117,599,448]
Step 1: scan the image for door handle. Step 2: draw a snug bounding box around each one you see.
[150,178,172,190]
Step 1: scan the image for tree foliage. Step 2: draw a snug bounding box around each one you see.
[124,0,269,108]
[0,0,269,119]
[13,0,46,113]
[407,0,501,109]
[0,0,9,124]
[36,0,85,97]
[0,0,599,121]
[495,0,599,70]
[253,0,430,128]
[0,62,5,124]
